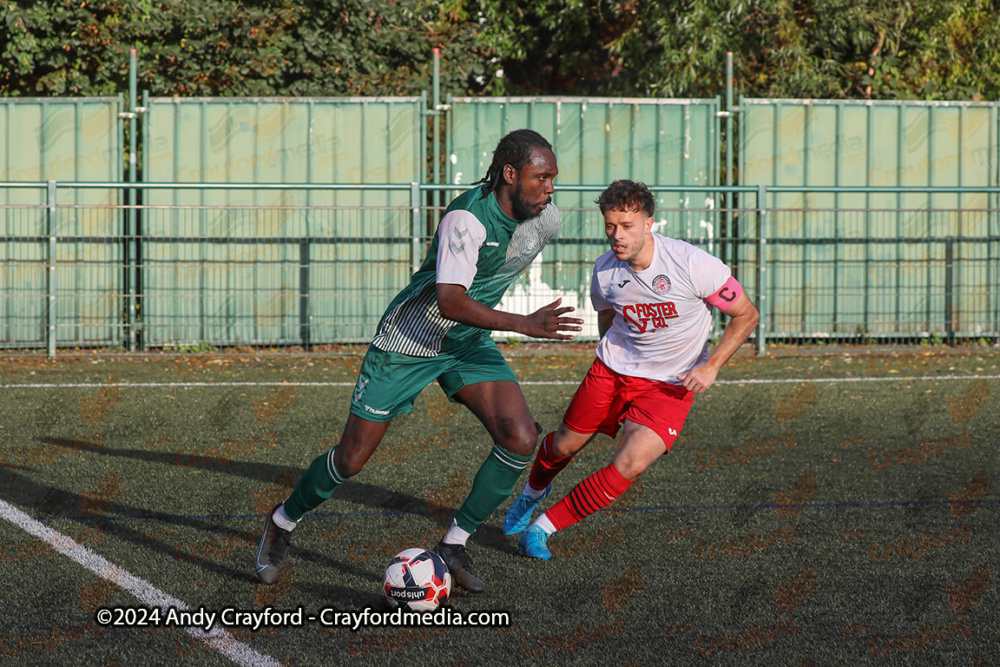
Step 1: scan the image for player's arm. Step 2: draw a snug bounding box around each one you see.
[597,309,615,339]
[437,285,582,340]
[590,261,615,340]
[432,209,581,339]
[678,278,759,394]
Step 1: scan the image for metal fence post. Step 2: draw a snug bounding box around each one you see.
[756,184,767,355]
[299,240,311,350]
[127,49,139,352]
[411,182,422,276]
[724,53,734,269]
[46,180,57,358]
[127,176,138,352]
[432,49,441,195]
[945,238,955,346]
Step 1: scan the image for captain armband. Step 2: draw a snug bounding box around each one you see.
[705,276,744,310]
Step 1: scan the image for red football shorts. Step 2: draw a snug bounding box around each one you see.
[562,357,695,450]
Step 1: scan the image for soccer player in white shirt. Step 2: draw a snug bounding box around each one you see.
[504,179,759,558]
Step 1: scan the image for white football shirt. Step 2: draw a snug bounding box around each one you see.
[591,233,732,384]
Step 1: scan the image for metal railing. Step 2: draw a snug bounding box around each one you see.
[1,182,998,356]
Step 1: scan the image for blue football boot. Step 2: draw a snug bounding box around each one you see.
[503,485,551,535]
[518,525,552,560]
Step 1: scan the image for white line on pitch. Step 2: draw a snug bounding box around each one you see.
[716,374,1000,385]
[0,374,998,389]
[0,498,281,667]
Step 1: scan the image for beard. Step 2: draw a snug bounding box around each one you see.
[509,181,544,221]
[611,237,644,264]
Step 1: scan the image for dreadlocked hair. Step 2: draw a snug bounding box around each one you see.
[472,129,553,197]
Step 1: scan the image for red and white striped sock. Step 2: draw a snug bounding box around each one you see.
[544,464,632,531]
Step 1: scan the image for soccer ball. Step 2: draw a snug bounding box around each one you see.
[382,548,452,612]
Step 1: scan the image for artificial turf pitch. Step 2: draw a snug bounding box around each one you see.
[0,346,997,665]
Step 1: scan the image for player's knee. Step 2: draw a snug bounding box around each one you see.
[620,466,645,482]
[613,459,649,481]
[552,423,590,459]
[496,423,538,457]
[552,440,575,459]
[333,448,367,478]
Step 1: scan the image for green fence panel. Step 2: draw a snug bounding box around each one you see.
[445,96,721,324]
[141,97,423,346]
[4,92,998,351]
[0,98,123,347]
[740,98,999,341]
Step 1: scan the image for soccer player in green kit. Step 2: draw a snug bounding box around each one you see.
[255,129,583,592]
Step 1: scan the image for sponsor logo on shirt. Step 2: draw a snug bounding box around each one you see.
[622,302,679,333]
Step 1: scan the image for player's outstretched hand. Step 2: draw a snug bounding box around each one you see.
[522,298,584,340]
[678,364,718,395]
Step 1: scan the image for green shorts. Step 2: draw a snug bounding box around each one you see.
[348,337,518,422]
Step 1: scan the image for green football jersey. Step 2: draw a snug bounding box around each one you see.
[371,184,561,356]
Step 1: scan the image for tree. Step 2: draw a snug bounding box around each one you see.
[472,0,1000,101]
[3,0,999,100]
[1,0,503,98]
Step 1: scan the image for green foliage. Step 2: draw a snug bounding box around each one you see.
[1,0,503,98]
[3,0,1000,100]
[172,340,217,353]
[473,0,1000,100]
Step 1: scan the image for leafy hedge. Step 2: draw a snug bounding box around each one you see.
[1,0,493,98]
[481,0,1000,100]
[3,0,1000,100]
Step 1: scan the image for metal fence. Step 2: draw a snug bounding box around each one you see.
[2,181,997,355]
[740,186,999,351]
[0,98,124,352]
[740,99,998,192]
[3,90,1000,354]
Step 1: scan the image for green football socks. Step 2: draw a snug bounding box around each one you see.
[452,445,532,534]
[283,447,346,522]
[282,443,531,533]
